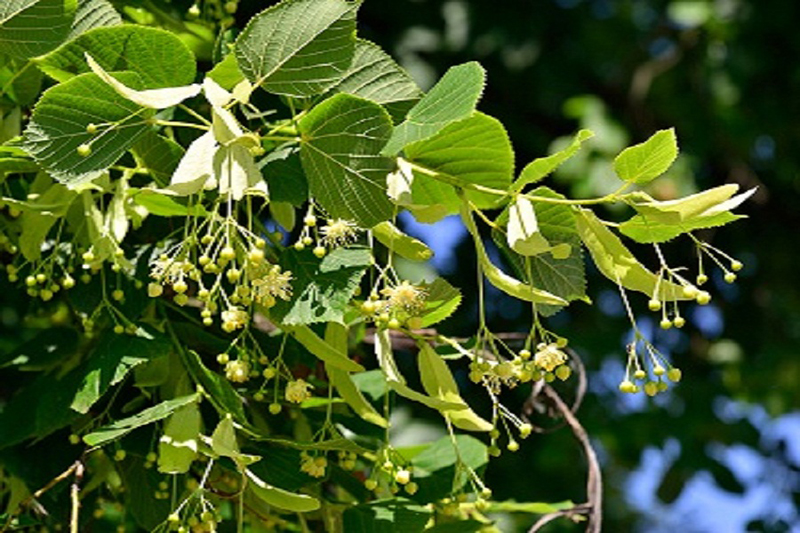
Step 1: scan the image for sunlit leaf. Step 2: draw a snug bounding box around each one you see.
[235,0,358,96]
[383,62,485,155]
[299,93,395,227]
[613,128,678,184]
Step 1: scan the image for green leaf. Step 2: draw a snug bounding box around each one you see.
[287,324,364,372]
[374,328,464,411]
[66,0,120,41]
[403,112,514,220]
[513,129,594,192]
[235,0,358,97]
[614,128,678,184]
[408,434,488,502]
[0,0,77,59]
[36,25,196,88]
[118,456,172,530]
[71,329,171,414]
[158,402,200,474]
[493,187,587,316]
[620,210,743,244]
[372,221,432,262]
[618,185,755,243]
[272,246,372,326]
[0,59,43,106]
[18,180,77,260]
[259,436,369,455]
[131,130,184,186]
[325,323,388,428]
[382,62,485,155]
[418,343,492,432]
[260,144,308,206]
[131,189,206,217]
[343,499,431,533]
[181,349,253,428]
[575,207,691,300]
[0,368,82,448]
[245,468,321,512]
[417,278,461,327]
[327,38,422,120]
[424,521,485,533]
[461,198,567,306]
[299,93,395,227]
[83,393,200,447]
[207,50,244,90]
[22,71,153,184]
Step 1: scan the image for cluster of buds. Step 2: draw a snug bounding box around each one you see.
[646,240,745,329]
[618,340,682,396]
[147,211,292,330]
[293,208,362,258]
[364,451,418,496]
[300,451,327,478]
[337,450,358,471]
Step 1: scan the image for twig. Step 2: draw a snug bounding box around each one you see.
[70,461,84,533]
[527,385,602,533]
[1,459,83,532]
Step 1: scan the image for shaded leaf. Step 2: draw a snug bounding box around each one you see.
[0,0,76,59]
[83,393,200,446]
[71,329,171,414]
[181,349,252,428]
[343,499,431,533]
[260,144,308,205]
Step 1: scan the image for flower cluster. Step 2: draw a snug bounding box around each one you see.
[359,280,428,329]
[468,341,572,392]
[147,210,293,331]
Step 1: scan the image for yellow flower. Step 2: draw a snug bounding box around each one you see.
[534,343,567,372]
[221,306,249,332]
[320,219,360,248]
[381,280,426,314]
[150,255,189,284]
[251,264,293,307]
[285,378,312,403]
[225,359,250,383]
